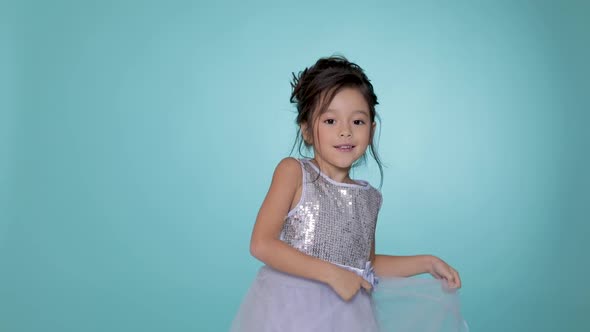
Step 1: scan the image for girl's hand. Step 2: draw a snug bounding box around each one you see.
[327,267,372,301]
[429,256,462,289]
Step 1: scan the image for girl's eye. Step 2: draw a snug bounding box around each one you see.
[324,119,335,125]
[353,120,366,125]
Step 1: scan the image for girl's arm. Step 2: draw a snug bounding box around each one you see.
[250,158,371,297]
[370,237,462,288]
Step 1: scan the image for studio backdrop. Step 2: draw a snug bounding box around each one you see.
[1,1,588,331]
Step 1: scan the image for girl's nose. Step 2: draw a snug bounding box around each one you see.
[340,129,352,137]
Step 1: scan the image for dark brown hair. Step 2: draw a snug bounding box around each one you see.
[289,55,384,187]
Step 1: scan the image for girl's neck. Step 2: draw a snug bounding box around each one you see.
[309,158,355,184]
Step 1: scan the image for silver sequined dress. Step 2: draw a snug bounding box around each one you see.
[231,158,382,332]
[280,159,382,271]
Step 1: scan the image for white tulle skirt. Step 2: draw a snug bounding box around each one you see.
[231,266,469,332]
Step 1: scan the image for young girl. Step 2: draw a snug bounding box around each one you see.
[231,56,468,332]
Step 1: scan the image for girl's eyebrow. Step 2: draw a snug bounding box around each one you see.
[325,109,370,116]
[353,110,370,117]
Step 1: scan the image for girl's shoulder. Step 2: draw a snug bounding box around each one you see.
[270,157,303,187]
[275,157,303,176]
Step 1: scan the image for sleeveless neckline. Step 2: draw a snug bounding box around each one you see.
[303,158,370,189]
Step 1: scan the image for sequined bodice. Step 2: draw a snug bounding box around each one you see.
[280,159,382,269]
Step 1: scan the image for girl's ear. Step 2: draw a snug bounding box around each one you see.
[301,122,312,144]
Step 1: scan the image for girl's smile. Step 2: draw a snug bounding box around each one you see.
[334,144,356,152]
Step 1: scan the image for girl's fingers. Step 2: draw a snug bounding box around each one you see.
[444,268,460,288]
[439,268,455,286]
[447,269,455,283]
[361,279,372,292]
[452,269,461,288]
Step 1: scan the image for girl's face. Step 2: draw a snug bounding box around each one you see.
[302,87,375,173]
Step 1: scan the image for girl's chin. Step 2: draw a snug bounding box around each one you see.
[313,150,366,167]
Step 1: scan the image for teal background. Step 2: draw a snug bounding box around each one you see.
[2,1,589,331]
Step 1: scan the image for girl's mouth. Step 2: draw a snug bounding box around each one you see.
[334,144,355,152]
